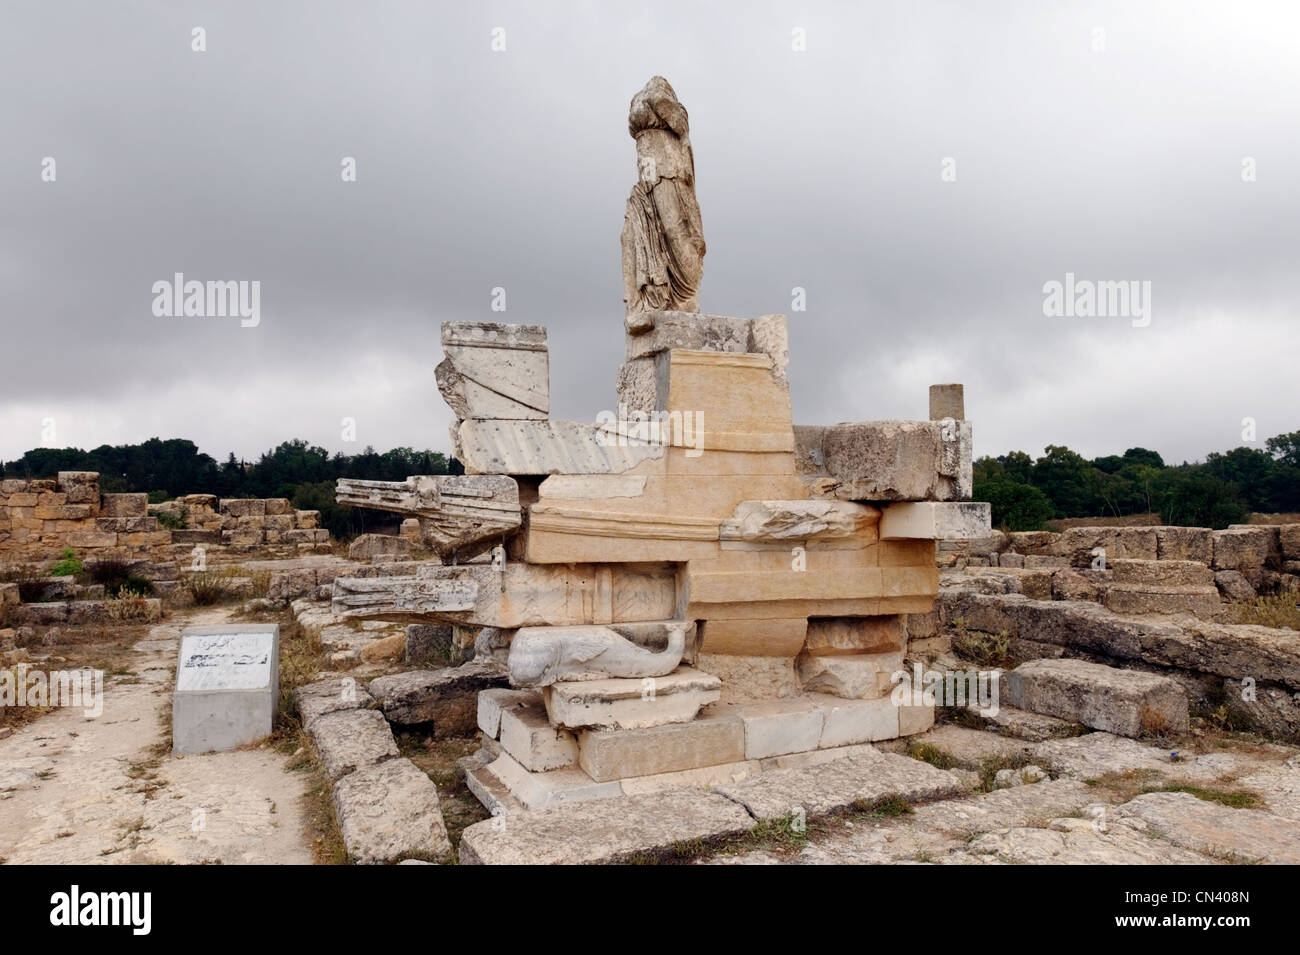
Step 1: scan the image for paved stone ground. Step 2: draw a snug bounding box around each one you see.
[0,606,312,865]
[707,726,1300,865]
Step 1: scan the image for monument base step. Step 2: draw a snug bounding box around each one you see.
[462,693,936,812]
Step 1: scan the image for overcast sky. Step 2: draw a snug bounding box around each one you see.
[2,0,1298,468]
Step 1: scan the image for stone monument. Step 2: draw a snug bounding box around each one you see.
[172,623,280,755]
[332,77,990,810]
[621,75,706,315]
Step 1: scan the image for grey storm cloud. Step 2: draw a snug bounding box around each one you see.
[2,0,1297,466]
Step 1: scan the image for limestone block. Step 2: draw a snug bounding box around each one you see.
[498,702,578,771]
[818,695,901,747]
[796,651,904,699]
[1051,527,1157,565]
[220,498,266,518]
[484,752,622,809]
[1005,658,1188,738]
[507,622,686,686]
[263,513,294,533]
[477,687,541,738]
[100,493,148,518]
[1110,559,1214,588]
[458,787,755,864]
[436,322,549,420]
[1213,527,1274,584]
[454,418,665,475]
[578,715,746,781]
[296,677,374,725]
[537,473,648,501]
[898,701,935,736]
[879,501,991,540]
[719,499,878,542]
[308,708,399,780]
[727,697,826,759]
[332,758,452,864]
[1104,588,1221,617]
[1281,523,1300,561]
[543,667,721,729]
[295,509,321,528]
[1156,526,1213,563]
[1214,570,1256,601]
[928,384,965,420]
[624,310,750,359]
[696,653,799,703]
[34,503,92,520]
[696,617,808,657]
[819,419,972,501]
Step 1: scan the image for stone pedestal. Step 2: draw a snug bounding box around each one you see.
[172,624,279,755]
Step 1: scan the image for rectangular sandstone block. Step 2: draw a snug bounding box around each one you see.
[578,715,745,782]
[221,498,266,518]
[1156,526,1213,563]
[34,503,92,520]
[804,616,904,656]
[696,617,808,657]
[100,493,148,518]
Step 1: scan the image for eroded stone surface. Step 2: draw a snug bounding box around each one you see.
[333,758,452,864]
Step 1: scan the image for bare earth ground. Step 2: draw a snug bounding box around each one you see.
[0,606,312,865]
[5,600,1299,865]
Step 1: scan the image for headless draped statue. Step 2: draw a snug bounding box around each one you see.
[621,76,706,315]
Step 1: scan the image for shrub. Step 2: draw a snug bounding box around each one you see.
[952,626,1011,668]
[1231,593,1300,630]
[104,589,160,622]
[184,571,231,606]
[155,507,188,530]
[49,548,82,578]
[106,575,155,598]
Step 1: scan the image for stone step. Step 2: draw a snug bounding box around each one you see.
[498,702,579,771]
[458,788,757,865]
[712,747,967,821]
[332,757,452,864]
[1004,658,1188,738]
[306,708,399,780]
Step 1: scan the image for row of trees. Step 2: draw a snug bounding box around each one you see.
[0,438,458,539]
[7,429,1300,537]
[975,431,1300,531]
